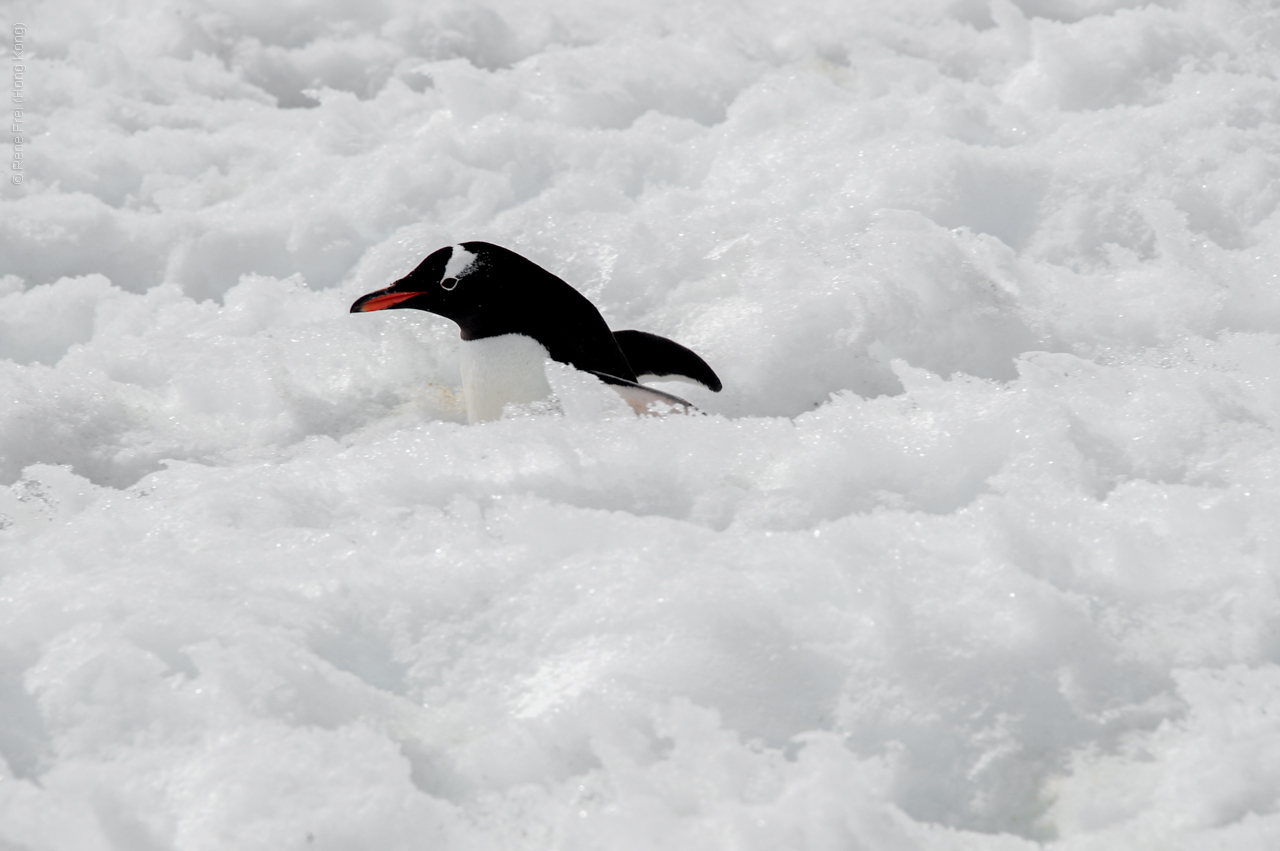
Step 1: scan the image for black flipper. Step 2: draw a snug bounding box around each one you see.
[587,370,698,415]
[612,330,722,392]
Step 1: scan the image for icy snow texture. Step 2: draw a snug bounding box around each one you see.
[3,0,1280,847]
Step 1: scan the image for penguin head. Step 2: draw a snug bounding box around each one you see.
[351,242,636,380]
[350,242,494,331]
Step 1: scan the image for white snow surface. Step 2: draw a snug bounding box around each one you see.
[3,0,1280,847]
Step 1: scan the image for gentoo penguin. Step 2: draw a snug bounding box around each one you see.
[350,242,721,423]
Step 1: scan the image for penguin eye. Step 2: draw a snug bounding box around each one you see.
[440,277,458,291]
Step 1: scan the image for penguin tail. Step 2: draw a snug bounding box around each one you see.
[612,330,722,392]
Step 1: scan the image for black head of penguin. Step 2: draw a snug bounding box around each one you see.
[351,241,637,383]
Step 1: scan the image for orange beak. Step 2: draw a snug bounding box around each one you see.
[350,290,426,313]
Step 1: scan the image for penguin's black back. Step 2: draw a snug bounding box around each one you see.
[454,243,638,383]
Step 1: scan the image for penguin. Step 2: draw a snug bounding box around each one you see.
[350,241,722,423]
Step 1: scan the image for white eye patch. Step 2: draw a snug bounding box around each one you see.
[442,244,478,287]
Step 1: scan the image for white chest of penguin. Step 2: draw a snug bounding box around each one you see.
[458,333,554,423]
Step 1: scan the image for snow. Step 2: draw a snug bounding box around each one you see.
[2,0,1280,847]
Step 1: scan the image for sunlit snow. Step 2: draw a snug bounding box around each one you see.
[3,0,1280,848]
